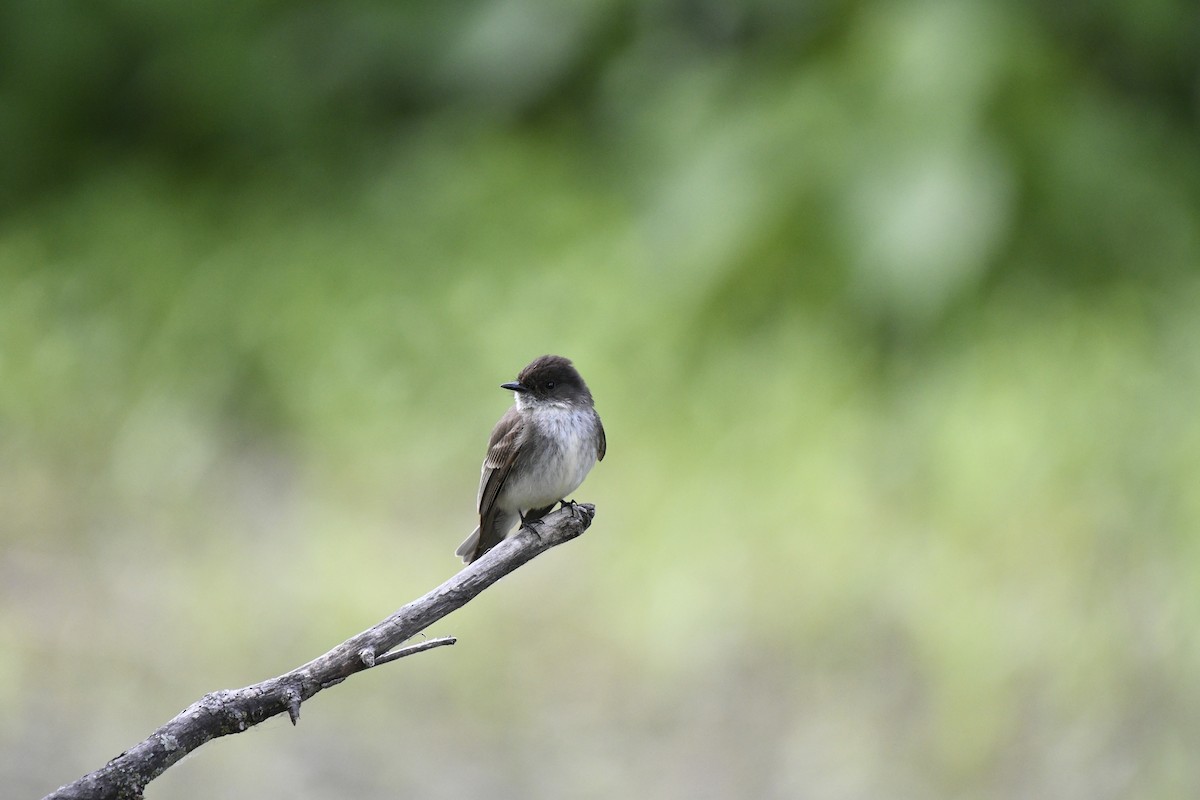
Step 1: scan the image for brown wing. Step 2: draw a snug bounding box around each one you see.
[596,413,606,461]
[477,406,524,520]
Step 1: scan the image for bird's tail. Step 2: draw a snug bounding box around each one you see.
[455,526,481,563]
[456,511,518,563]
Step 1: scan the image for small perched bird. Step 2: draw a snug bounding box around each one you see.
[456,355,606,564]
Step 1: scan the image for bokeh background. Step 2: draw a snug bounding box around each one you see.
[5,1,1200,798]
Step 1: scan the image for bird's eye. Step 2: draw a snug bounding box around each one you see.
[545,381,556,391]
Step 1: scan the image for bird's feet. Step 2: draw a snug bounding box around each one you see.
[560,498,588,521]
[519,509,548,538]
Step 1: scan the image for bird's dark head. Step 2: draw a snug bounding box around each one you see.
[502,355,593,407]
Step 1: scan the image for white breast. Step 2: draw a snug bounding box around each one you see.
[501,405,598,511]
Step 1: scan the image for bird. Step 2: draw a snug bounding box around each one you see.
[456,355,606,563]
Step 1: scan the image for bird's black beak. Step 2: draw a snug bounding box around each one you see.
[501,381,528,393]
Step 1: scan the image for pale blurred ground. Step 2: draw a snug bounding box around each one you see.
[4,2,1200,798]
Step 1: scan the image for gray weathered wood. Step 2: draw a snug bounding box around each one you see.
[43,503,596,800]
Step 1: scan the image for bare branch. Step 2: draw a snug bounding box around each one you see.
[373,635,457,666]
[43,503,596,800]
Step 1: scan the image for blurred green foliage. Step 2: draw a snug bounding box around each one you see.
[3,1,1199,798]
